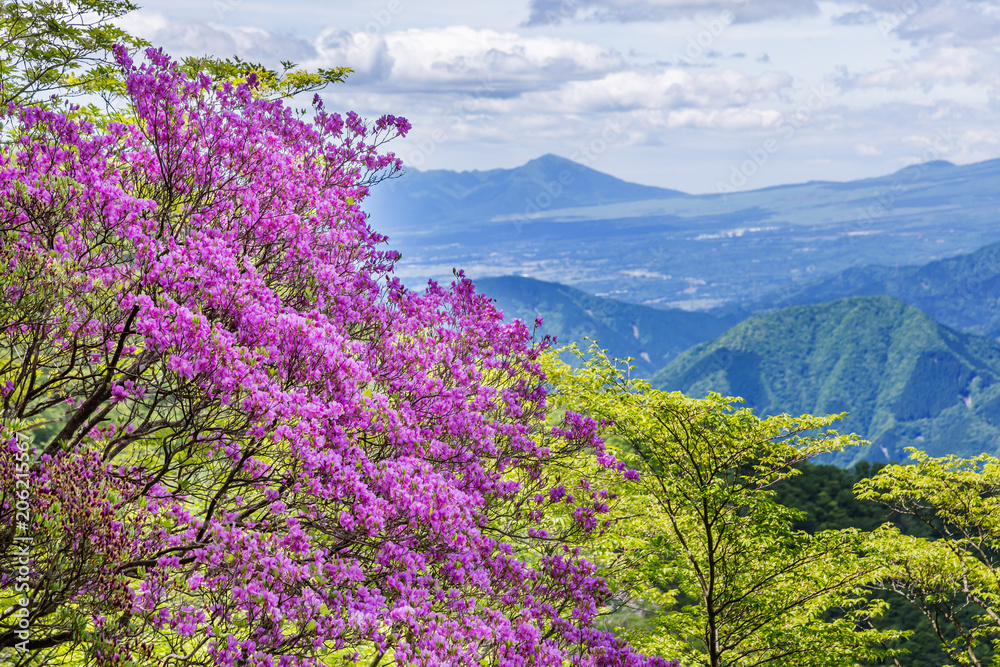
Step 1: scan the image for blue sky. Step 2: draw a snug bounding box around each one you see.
[123,0,1000,193]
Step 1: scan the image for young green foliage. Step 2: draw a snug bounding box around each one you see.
[543,344,904,667]
[0,1,352,112]
[177,57,353,101]
[0,0,144,107]
[857,450,1000,666]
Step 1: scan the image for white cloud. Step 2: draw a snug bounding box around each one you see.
[114,2,1000,194]
[884,0,1000,46]
[524,0,1000,40]
[116,10,317,65]
[120,15,627,94]
[525,0,821,25]
[663,107,784,128]
[116,9,171,36]
[309,30,395,83]
[478,68,793,114]
[308,26,625,92]
[839,45,998,94]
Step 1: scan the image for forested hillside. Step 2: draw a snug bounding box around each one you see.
[477,276,736,374]
[773,462,974,667]
[653,296,1000,465]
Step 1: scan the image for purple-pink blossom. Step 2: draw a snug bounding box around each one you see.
[0,48,672,667]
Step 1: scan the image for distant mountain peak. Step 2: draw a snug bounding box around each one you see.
[518,153,638,183]
[365,151,686,226]
[884,159,957,179]
[524,153,578,168]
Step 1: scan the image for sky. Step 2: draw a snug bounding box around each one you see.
[120,0,1000,194]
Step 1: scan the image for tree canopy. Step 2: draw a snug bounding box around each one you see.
[858,451,1000,666]
[0,0,143,107]
[0,0,352,112]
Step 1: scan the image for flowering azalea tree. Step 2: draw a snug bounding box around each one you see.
[0,48,671,667]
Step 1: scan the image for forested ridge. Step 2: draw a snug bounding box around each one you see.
[654,297,1000,466]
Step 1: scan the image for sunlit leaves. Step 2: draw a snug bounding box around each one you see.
[544,344,903,667]
[858,450,1000,665]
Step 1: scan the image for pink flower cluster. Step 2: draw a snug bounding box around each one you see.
[0,48,674,667]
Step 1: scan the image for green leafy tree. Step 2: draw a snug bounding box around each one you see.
[176,56,352,101]
[543,345,903,667]
[771,461,957,667]
[857,450,1000,666]
[0,0,143,107]
[0,1,351,111]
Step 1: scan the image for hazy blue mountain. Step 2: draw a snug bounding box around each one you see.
[370,154,686,231]
[366,155,1000,312]
[475,276,736,375]
[728,240,1000,338]
[651,297,1000,467]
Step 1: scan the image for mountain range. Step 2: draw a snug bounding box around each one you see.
[368,153,1000,312]
[480,274,1000,465]
[727,240,1000,338]
[479,235,1000,377]
[369,153,1000,465]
